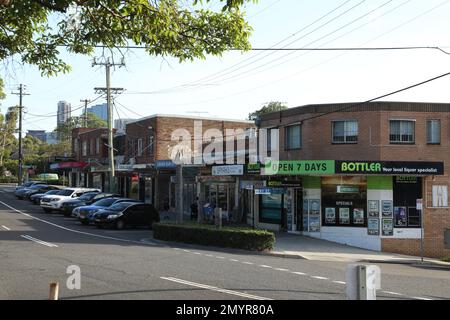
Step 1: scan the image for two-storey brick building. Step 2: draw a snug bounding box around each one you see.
[254,101,449,258]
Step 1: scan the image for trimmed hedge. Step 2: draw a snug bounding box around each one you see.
[152,222,275,251]
[0,176,18,183]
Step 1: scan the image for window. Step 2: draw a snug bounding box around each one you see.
[90,139,95,155]
[393,176,423,228]
[427,120,441,144]
[390,120,415,143]
[432,185,448,207]
[148,136,154,155]
[259,193,283,224]
[332,120,358,143]
[285,124,301,150]
[137,138,143,156]
[73,138,79,154]
[82,141,87,156]
[95,138,100,154]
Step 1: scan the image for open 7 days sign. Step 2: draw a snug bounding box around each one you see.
[263,160,444,176]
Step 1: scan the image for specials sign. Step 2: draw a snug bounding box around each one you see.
[335,161,444,175]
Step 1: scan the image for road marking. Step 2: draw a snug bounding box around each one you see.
[292,272,307,276]
[259,265,273,269]
[229,259,239,262]
[382,291,403,296]
[193,252,202,255]
[274,268,290,272]
[1,225,11,230]
[161,277,272,300]
[0,200,159,246]
[21,235,58,248]
[215,256,225,259]
[311,276,329,280]
[411,296,432,301]
[205,254,214,257]
[332,281,346,285]
[183,249,191,253]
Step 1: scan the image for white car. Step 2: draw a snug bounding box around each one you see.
[40,188,100,213]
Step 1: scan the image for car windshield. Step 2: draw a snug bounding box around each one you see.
[108,202,134,211]
[55,189,74,196]
[92,198,118,207]
[30,184,46,189]
[44,190,60,195]
[78,192,98,201]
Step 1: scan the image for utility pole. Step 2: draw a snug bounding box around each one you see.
[92,57,125,193]
[80,99,91,127]
[12,84,29,186]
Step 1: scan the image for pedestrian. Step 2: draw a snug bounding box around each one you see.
[190,197,199,220]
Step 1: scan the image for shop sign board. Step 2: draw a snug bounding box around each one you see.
[382,218,394,236]
[212,165,244,176]
[336,161,444,175]
[240,180,265,190]
[263,160,335,175]
[155,160,177,169]
[267,180,302,188]
[337,185,359,193]
[246,163,262,174]
[255,188,285,195]
[368,218,380,235]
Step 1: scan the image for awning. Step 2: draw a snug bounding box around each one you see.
[50,162,88,170]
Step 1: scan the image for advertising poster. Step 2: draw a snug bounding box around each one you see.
[309,216,320,232]
[381,200,393,217]
[353,208,365,224]
[302,201,309,232]
[394,207,408,227]
[382,218,393,236]
[310,200,320,215]
[325,207,336,224]
[368,200,379,217]
[368,218,380,235]
[339,208,350,224]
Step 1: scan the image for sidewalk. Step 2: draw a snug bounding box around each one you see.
[270,232,450,268]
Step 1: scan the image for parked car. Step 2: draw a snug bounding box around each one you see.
[60,192,119,216]
[93,202,160,229]
[20,184,61,200]
[74,197,142,224]
[14,181,46,196]
[30,189,62,205]
[40,188,101,213]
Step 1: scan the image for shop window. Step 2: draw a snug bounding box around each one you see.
[393,176,422,228]
[321,176,367,227]
[285,124,301,150]
[427,119,440,144]
[260,193,283,224]
[389,120,415,144]
[332,120,358,143]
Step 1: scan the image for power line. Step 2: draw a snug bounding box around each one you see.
[24,95,105,118]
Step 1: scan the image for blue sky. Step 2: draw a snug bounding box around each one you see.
[2,0,450,133]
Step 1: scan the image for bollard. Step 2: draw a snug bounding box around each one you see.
[346,265,380,300]
[49,282,59,300]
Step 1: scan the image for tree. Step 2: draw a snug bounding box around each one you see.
[0,0,255,76]
[248,101,288,120]
[0,107,18,167]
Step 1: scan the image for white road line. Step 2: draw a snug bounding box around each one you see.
[0,200,159,246]
[183,250,191,253]
[242,262,254,265]
[21,235,58,248]
[259,265,273,269]
[332,281,346,285]
[193,252,202,255]
[215,256,225,259]
[161,277,272,300]
[205,254,214,257]
[292,272,307,276]
[274,268,290,272]
[411,296,432,301]
[311,276,329,280]
[229,259,239,262]
[1,225,11,230]
[382,291,403,296]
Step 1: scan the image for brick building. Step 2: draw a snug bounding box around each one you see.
[254,101,450,258]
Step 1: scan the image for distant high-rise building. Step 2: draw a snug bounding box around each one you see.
[114,118,135,134]
[83,103,108,122]
[26,130,46,142]
[57,101,71,126]
[45,132,58,145]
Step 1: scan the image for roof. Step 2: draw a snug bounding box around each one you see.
[126,114,254,125]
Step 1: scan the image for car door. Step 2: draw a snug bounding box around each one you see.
[124,204,140,226]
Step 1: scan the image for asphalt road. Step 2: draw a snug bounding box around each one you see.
[1,186,450,301]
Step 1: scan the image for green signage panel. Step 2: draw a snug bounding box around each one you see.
[263,160,335,175]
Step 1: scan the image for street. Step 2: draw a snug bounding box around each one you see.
[1,186,449,300]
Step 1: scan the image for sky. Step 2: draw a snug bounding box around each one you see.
[2,0,450,133]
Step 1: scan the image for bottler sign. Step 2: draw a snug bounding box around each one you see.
[335,161,444,175]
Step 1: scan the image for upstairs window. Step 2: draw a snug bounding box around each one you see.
[82,141,87,156]
[390,120,415,144]
[137,138,143,157]
[285,124,301,150]
[332,120,358,143]
[427,119,440,144]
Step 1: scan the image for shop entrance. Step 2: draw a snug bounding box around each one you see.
[205,184,235,221]
[295,189,303,232]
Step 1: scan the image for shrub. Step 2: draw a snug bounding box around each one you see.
[152,222,275,251]
[0,176,18,183]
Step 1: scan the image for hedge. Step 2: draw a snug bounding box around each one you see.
[0,176,18,183]
[152,222,275,251]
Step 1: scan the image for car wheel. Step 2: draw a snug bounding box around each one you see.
[115,220,125,230]
[43,208,52,213]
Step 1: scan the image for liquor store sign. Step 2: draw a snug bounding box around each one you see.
[263,160,444,176]
[336,161,444,175]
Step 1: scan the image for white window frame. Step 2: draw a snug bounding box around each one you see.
[332,120,358,144]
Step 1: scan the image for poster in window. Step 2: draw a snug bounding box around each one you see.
[381,200,393,217]
[394,207,408,227]
[368,200,379,217]
[325,207,336,224]
[310,200,320,215]
[302,200,309,231]
[382,218,393,236]
[368,218,380,235]
[353,208,365,224]
[309,216,320,232]
[339,208,350,224]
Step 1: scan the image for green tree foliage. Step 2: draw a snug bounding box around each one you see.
[0,0,256,76]
[0,79,18,169]
[248,101,288,120]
